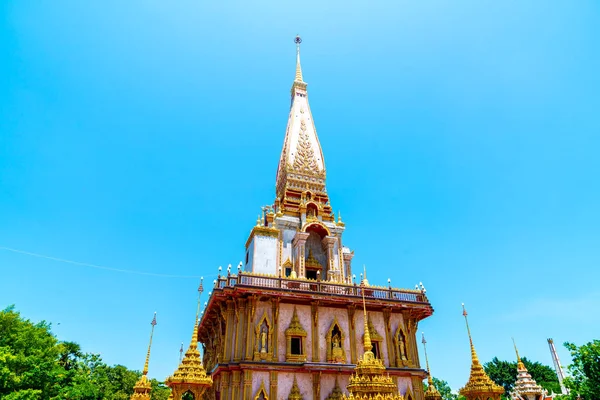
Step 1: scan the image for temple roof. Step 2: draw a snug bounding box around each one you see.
[275,35,326,199]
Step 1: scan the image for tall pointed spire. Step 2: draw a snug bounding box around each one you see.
[510,338,547,399]
[275,35,331,219]
[422,333,442,400]
[459,304,504,400]
[361,282,373,355]
[294,35,304,83]
[512,337,526,371]
[131,312,157,400]
[166,278,213,399]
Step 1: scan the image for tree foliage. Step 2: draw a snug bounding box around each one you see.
[423,377,457,400]
[562,340,600,400]
[483,356,560,396]
[0,305,170,400]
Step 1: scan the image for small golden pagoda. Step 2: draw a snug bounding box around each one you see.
[343,286,405,400]
[421,334,442,400]
[458,304,504,400]
[130,313,157,400]
[166,282,213,399]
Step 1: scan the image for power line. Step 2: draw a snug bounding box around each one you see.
[0,246,213,279]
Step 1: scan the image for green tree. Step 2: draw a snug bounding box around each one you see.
[1,305,172,400]
[562,340,600,400]
[423,377,457,400]
[483,356,559,396]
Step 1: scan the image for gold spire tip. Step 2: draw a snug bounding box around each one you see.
[294,35,304,82]
[143,312,157,375]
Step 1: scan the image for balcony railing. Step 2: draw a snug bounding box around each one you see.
[213,272,428,304]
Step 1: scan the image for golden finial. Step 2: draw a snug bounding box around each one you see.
[462,303,478,363]
[422,333,433,385]
[362,265,369,286]
[361,281,373,355]
[513,338,526,371]
[422,333,442,400]
[131,312,157,400]
[294,35,304,82]
[256,214,262,226]
[143,312,157,375]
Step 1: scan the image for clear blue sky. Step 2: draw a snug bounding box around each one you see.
[1,0,599,392]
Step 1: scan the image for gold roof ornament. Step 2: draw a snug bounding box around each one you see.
[421,333,442,400]
[509,339,546,399]
[166,280,213,399]
[130,312,157,400]
[288,375,304,400]
[458,304,504,400]
[342,283,404,400]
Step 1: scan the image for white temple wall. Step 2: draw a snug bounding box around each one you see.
[252,235,278,275]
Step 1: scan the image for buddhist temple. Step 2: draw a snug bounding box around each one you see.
[509,339,551,400]
[420,334,441,400]
[131,313,157,400]
[195,36,434,400]
[458,304,504,400]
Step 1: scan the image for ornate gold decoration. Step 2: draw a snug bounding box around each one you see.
[254,381,269,400]
[342,285,405,400]
[245,225,280,250]
[421,333,442,400]
[285,307,307,362]
[326,378,345,400]
[293,120,320,174]
[458,304,504,400]
[166,288,212,400]
[130,313,157,400]
[288,376,303,400]
[305,249,322,273]
[393,325,410,367]
[326,317,346,363]
[253,311,274,361]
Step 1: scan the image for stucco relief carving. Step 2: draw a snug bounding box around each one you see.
[326,318,346,363]
[254,312,274,362]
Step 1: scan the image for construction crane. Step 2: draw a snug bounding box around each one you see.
[547,338,569,395]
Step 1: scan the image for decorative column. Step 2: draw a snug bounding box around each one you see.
[231,371,241,400]
[269,371,278,400]
[245,296,257,360]
[225,300,236,361]
[235,298,246,362]
[343,251,354,284]
[383,308,395,367]
[411,376,426,400]
[322,236,337,281]
[221,371,231,400]
[311,301,320,362]
[312,372,321,400]
[242,370,253,400]
[292,232,310,278]
[347,305,357,363]
[337,236,345,282]
[272,298,280,360]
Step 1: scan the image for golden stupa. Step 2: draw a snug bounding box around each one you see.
[458,304,504,400]
[343,283,405,400]
[166,281,213,400]
[130,313,157,400]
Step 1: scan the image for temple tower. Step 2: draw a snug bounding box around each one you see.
[197,37,433,400]
[458,304,504,400]
[509,339,548,400]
